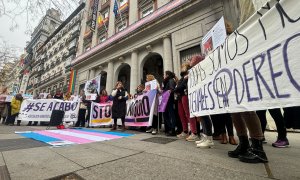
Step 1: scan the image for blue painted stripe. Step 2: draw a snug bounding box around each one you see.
[78,129,134,137]
[19,132,61,143]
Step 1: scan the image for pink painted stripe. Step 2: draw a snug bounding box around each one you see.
[126,122,149,127]
[64,129,122,139]
[36,130,93,144]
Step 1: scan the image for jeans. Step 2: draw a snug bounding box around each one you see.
[178,95,197,134]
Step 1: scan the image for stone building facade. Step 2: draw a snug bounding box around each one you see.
[26,4,85,96]
[71,0,241,95]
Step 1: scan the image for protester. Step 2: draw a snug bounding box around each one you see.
[75,90,87,127]
[111,81,128,131]
[211,114,237,145]
[228,112,268,163]
[144,74,161,135]
[0,87,8,124]
[187,55,214,148]
[283,106,300,131]
[53,90,63,99]
[99,89,109,103]
[8,93,23,126]
[162,71,177,136]
[175,62,198,141]
[134,84,144,99]
[46,94,53,99]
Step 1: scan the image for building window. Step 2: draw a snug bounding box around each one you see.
[138,0,156,19]
[179,45,201,64]
[47,87,51,93]
[102,8,109,19]
[98,33,107,43]
[115,15,128,33]
[120,0,128,7]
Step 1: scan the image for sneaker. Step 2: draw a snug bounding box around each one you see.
[186,133,198,142]
[196,136,214,148]
[272,138,289,148]
[146,128,153,133]
[177,132,188,139]
[152,129,157,135]
[195,134,206,144]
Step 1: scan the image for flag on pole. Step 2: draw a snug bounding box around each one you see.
[68,69,77,94]
[98,14,103,25]
[113,0,119,17]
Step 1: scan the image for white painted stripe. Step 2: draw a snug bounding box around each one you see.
[47,130,111,141]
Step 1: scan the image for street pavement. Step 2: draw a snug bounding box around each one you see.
[0,123,299,180]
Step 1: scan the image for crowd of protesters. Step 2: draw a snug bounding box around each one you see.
[1,54,299,165]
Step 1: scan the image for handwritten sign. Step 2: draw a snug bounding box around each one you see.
[188,0,300,116]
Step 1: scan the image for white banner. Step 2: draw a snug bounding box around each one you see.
[18,99,79,122]
[84,75,101,100]
[188,0,300,116]
[90,101,113,126]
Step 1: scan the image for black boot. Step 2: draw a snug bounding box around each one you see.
[228,136,250,158]
[239,138,268,163]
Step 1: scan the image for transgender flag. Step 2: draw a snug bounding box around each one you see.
[18,129,134,146]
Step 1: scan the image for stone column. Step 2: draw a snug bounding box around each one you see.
[106,61,114,92]
[163,34,173,72]
[77,0,90,55]
[108,0,116,37]
[130,49,138,94]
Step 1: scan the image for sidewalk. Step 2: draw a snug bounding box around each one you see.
[0,124,299,180]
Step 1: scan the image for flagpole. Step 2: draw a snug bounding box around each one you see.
[117,0,125,30]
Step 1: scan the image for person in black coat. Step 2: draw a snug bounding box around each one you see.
[111,81,128,131]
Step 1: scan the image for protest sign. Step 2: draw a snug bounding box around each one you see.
[84,75,101,100]
[188,0,300,116]
[145,80,158,91]
[18,99,79,122]
[202,16,227,55]
[90,101,113,126]
[125,89,157,126]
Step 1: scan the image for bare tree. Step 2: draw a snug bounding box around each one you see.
[0,0,80,35]
[0,37,19,83]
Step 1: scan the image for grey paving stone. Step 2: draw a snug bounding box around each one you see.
[0,138,48,152]
[51,144,123,168]
[85,142,142,157]
[3,147,82,180]
[76,152,267,180]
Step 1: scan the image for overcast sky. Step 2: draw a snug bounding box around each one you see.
[0,0,79,56]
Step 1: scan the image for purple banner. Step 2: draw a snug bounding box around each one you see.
[158,91,170,112]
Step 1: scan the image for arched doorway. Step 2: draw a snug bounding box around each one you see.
[117,64,131,92]
[141,53,164,84]
[100,71,107,91]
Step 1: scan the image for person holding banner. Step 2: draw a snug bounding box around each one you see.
[54,90,63,100]
[175,62,198,141]
[8,94,23,126]
[162,71,177,136]
[99,89,109,103]
[75,90,88,127]
[144,74,161,135]
[111,81,128,131]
